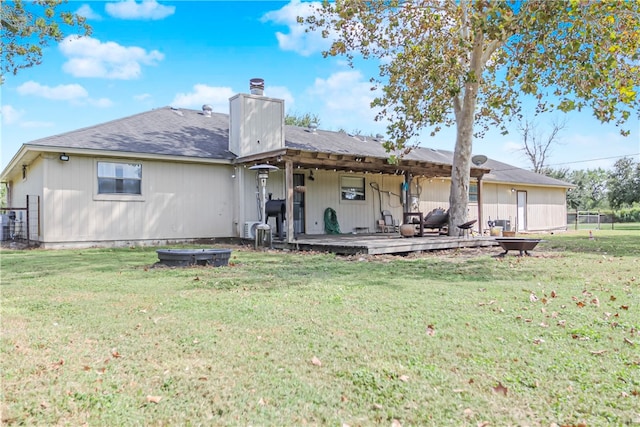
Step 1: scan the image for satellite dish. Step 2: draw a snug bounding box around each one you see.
[471,155,488,166]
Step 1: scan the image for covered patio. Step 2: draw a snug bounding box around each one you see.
[236,126,492,245]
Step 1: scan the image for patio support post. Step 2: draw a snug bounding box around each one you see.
[403,171,411,213]
[477,176,484,235]
[285,160,294,243]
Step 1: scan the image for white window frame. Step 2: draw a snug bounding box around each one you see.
[469,182,478,203]
[93,159,145,201]
[340,175,366,203]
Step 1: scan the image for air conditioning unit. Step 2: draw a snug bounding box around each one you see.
[243,221,262,239]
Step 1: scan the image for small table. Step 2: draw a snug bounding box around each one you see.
[403,212,424,237]
[353,227,370,234]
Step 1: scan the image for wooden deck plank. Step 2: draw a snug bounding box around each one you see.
[272,233,499,255]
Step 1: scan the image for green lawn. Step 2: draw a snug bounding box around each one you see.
[1,230,639,426]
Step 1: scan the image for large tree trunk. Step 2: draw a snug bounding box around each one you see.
[448,111,474,236]
[448,27,483,236]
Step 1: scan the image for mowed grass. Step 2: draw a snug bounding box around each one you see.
[1,230,638,426]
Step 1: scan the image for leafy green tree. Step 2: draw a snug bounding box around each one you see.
[301,1,639,234]
[608,157,640,209]
[560,168,609,210]
[285,112,320,128]
[1,0,91,81]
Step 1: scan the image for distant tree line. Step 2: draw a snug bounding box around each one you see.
[542,157,640,218]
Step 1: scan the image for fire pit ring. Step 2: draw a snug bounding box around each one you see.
[494,238,544,256]
[156,249,231,267]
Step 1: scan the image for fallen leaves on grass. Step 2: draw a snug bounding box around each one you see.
[492,382,508,396]
[590,349,607,356]
[146,395,162,404]
[624,338,635,346]
[426,325,436,336]
[311,356,322,367]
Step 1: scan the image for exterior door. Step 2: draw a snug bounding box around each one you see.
[293,174,305,234]
[517,191,527,231]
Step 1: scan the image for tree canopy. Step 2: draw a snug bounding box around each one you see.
[607,157,640,209]
[285,112,321,128]
[1,0,91,82]
[301,0,640,234]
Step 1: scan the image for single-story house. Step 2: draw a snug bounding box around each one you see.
[1,83,572,248]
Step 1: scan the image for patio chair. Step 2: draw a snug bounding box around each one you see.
[423,208,449,234]
[378,210,397,233]
[457,219,477,238]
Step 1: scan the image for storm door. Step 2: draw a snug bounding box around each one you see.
[293,174,306,234]
[517,191,527,231]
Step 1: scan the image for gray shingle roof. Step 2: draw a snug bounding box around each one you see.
[27,107,234,160]
[23,106,571,187]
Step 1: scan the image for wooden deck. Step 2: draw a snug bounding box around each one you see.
[272,232,499,255]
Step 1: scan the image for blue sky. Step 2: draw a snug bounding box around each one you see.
[2,0,639,171]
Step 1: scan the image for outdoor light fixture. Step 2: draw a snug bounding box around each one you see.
[511,188,516,193]
[308,170,315,181]
[59,153,69,161]
[249,164,279,247]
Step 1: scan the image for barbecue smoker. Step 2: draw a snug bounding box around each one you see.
[265,198,286,240]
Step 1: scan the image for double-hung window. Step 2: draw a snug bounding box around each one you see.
[469,182,478,202]
[341,176,365,201]
[97,162,142,195]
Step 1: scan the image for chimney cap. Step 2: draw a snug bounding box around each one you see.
[250,78,265,95]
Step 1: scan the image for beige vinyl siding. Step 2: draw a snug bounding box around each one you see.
[413,178,450,213]
[302,171,404,234]
[524,186,568,231]
[40,155,235,245]
[9,155,45,208]
[478,183,567,232]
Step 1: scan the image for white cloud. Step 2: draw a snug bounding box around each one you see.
[306,70,382,133]
[89,98,114,108]
[105,0,175,20]
[503,141,523,154]
[134,93,152,102]
[20,121,55,129]
[262,0,331,56]
[76,4,102,20]
[264,86,294,108]
[171,85,236,111]
[16,81,113,108]
[1,105,24,125]
[17,81,89,101]
[59,36,164,80]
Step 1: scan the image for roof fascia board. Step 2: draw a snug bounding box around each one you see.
[1,145,233,182]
